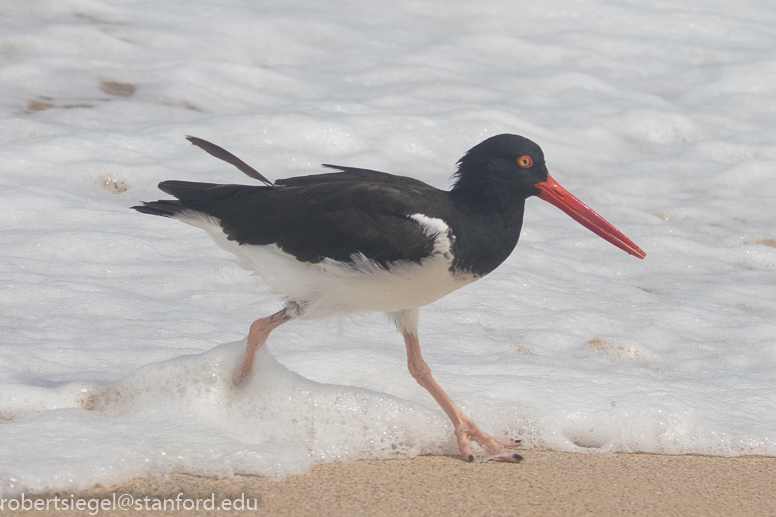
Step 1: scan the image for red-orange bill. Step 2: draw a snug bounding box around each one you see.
[534,174,646,259]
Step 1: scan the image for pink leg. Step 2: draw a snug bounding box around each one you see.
[236,309,292,383]
[403,331,522,462]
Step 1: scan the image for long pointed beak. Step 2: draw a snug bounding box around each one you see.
[534,174,646,259]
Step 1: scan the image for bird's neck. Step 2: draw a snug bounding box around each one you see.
[447,188,527,277]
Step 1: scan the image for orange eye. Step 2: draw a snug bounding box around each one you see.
[517,155,533,168]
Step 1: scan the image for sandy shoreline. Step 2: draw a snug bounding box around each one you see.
[5,451,775,516]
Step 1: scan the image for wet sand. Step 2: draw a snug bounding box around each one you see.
[6,451,776,516]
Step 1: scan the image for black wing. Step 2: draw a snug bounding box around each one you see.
[276,164,434,190]
[134,174,457,267]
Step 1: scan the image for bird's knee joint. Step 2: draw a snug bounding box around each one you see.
[409,363,432,381]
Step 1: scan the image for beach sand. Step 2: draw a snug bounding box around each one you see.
[6,451,775,516]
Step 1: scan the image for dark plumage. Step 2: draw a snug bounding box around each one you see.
[134,135,554,276]
[133,134,644,462]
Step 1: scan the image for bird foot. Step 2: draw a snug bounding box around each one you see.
[233,309,292,387]
[455,416,522,463]
[486,450,524,463]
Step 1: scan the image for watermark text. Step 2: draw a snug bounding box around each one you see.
[0,492,258,514]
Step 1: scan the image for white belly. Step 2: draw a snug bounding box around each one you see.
[178,211,477,320]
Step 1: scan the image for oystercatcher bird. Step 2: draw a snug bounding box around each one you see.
[133,134,645,462]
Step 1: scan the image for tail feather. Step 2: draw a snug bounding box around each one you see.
[131,199,186,217]
[132,180,225,218]
[157,180,220,198]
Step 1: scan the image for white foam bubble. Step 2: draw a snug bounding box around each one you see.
[0,341,453,496]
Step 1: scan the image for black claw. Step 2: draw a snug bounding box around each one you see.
[512,453,524,462]
[514,439,522,444]
[468,454,474,462]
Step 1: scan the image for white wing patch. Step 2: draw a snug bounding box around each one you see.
[408,213,454,259]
